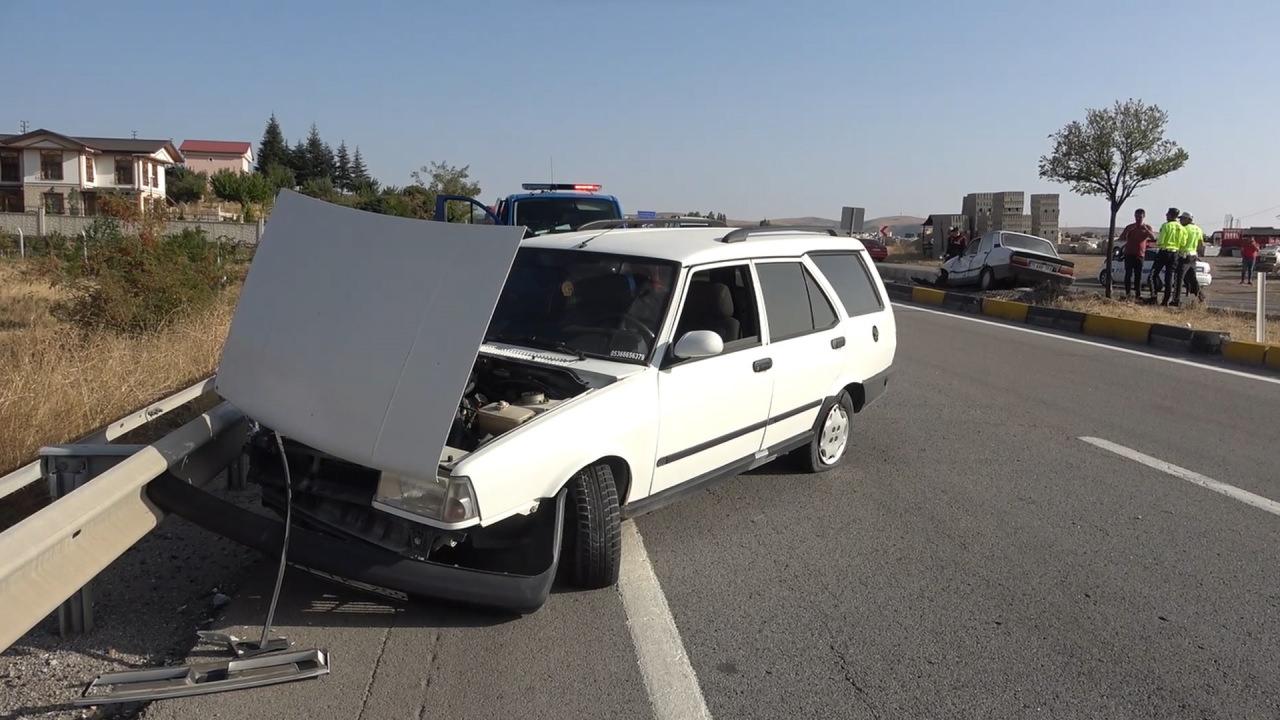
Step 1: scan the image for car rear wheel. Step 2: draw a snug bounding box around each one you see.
[1098,268,1110,286]
[564,462,621,589]
[795,391,854,473]
[979,267,995,291]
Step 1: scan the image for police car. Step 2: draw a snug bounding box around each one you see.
[436,182,624,237]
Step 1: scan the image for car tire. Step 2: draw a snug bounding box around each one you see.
[564,462,621,589]
[795,391,854,473]
[979,267,995,292]
[1098,269,1110,286]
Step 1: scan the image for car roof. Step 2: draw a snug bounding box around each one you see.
[506,191,620,203]
[520,227,869,266]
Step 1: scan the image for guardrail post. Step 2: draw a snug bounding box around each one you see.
[17,228,23,258]
[1258,271,1268,343]
[40,444,145,638]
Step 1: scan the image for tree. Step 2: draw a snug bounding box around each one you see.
[299,124,334,185]
[335,141,352,192]
[209,169,244,204]
[262,163,295,193]
[300,177,339,202]
[166,166,207,205]
[1039,99,1188,297]
[256,114,289,173]
[717,212,727,223]
[410,161,481,221]
[350,147,371,186]
[759,218,771,226]
[287,140,307,182]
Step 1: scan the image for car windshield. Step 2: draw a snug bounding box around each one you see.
[1001,233,1058,256]
[514,197,621,236]
[485,248,678,364]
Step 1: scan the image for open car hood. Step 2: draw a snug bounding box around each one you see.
[215,190,526,478]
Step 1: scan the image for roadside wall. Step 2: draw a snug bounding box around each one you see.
[0,211,262,244]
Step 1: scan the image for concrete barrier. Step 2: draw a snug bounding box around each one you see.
[883,280,1277,372]
[911,287,946,306]
[981,298,1030,322]
[1148,324,1194,352]
[1082,315,1152,344]
[1222,340,1268,365]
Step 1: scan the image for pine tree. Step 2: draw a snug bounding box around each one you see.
[335,141,352,192]
[350,147,370,186]
[302,125,334,184]
[256,114,288,173]
[288,140,307,182]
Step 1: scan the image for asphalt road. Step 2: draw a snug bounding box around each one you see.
[143,306,1280,720]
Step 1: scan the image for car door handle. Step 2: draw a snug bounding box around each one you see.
[831,337,846,349]
[753,358,773,373]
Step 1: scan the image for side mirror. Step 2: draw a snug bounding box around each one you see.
[672,330,724,360]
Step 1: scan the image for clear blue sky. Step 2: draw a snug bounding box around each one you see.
[13,0,1280,227]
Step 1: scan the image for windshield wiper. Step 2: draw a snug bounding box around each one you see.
[487,334,585,361]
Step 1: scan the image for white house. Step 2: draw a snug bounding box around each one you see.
[0,129,183,214]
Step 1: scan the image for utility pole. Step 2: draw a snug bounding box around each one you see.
[19,120,29,133]
[131,130,138,139]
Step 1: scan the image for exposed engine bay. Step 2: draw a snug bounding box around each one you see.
[447,354,597,453]
[241,354,607,572]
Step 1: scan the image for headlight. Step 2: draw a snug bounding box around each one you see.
[373,472,480,528]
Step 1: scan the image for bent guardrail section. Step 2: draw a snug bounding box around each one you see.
[0,401,245,652]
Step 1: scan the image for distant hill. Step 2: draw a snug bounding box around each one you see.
[721,214,928,235]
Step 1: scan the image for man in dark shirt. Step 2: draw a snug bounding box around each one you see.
[1117,208,1155,299]
[945,227,968,260]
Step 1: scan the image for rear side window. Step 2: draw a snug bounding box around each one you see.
[809,252,883,317]
[756,262,838,341]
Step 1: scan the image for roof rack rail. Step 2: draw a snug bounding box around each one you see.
[578,217,729,231]
[718,226,842,243]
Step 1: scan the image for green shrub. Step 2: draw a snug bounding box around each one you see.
[54,229,226,334]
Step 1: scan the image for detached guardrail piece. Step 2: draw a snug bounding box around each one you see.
[74,648,330,705]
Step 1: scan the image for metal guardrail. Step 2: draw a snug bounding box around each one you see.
[0,377,216,503]
[0,387,244,652]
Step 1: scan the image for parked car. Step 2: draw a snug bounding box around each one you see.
[1098,247,1212,289]
[164,193,897,612]
[940,231,1074,290]
[1257,244,1279,273]
[860,236,889,262]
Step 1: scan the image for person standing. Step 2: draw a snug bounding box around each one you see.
[1177,211,1205,303]
[1241,237,1259,285]
[1152,208,1185,305]
[1118,208,1155,299]
[945,227,968,260]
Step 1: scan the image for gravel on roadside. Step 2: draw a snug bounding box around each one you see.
[0,486,261,720]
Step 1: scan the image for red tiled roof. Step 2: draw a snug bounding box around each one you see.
[180,139,252,155]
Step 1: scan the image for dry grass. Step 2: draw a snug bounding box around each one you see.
[0,262,236,474]
[1051,293,1275,343]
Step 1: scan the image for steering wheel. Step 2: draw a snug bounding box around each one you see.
[618,315,656,344]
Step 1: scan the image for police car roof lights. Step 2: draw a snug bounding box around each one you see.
[520,183,603,193]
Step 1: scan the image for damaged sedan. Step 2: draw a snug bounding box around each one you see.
[152,191,896,612]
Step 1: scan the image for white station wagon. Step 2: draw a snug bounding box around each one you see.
[164,192,896,611]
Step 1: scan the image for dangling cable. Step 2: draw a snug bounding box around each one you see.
[259,431,294,649]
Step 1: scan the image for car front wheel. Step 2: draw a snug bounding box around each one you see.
[796,391,854,473]
[979,267,995,291]
[564,462,621,589]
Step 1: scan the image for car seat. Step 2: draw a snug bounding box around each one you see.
[677,281,740,343]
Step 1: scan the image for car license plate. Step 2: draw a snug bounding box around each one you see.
[1031,261,1057,273]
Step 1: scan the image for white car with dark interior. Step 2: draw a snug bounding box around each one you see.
[152,192,896,611]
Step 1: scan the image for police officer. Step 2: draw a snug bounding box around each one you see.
[1177,211,1205,304]
[1151,208,1184,306]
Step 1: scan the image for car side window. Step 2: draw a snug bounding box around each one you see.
[756,262,836,342]
[808,252,883,317]
[674,264,760,352]
[981,234,994,253]
[965,236,982,255]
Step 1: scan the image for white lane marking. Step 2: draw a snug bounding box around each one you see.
[618,521,713,720]
[1080,436,1280,517]
[896,304,1280,387]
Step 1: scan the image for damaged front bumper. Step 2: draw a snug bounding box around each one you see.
[147,475,564,613]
